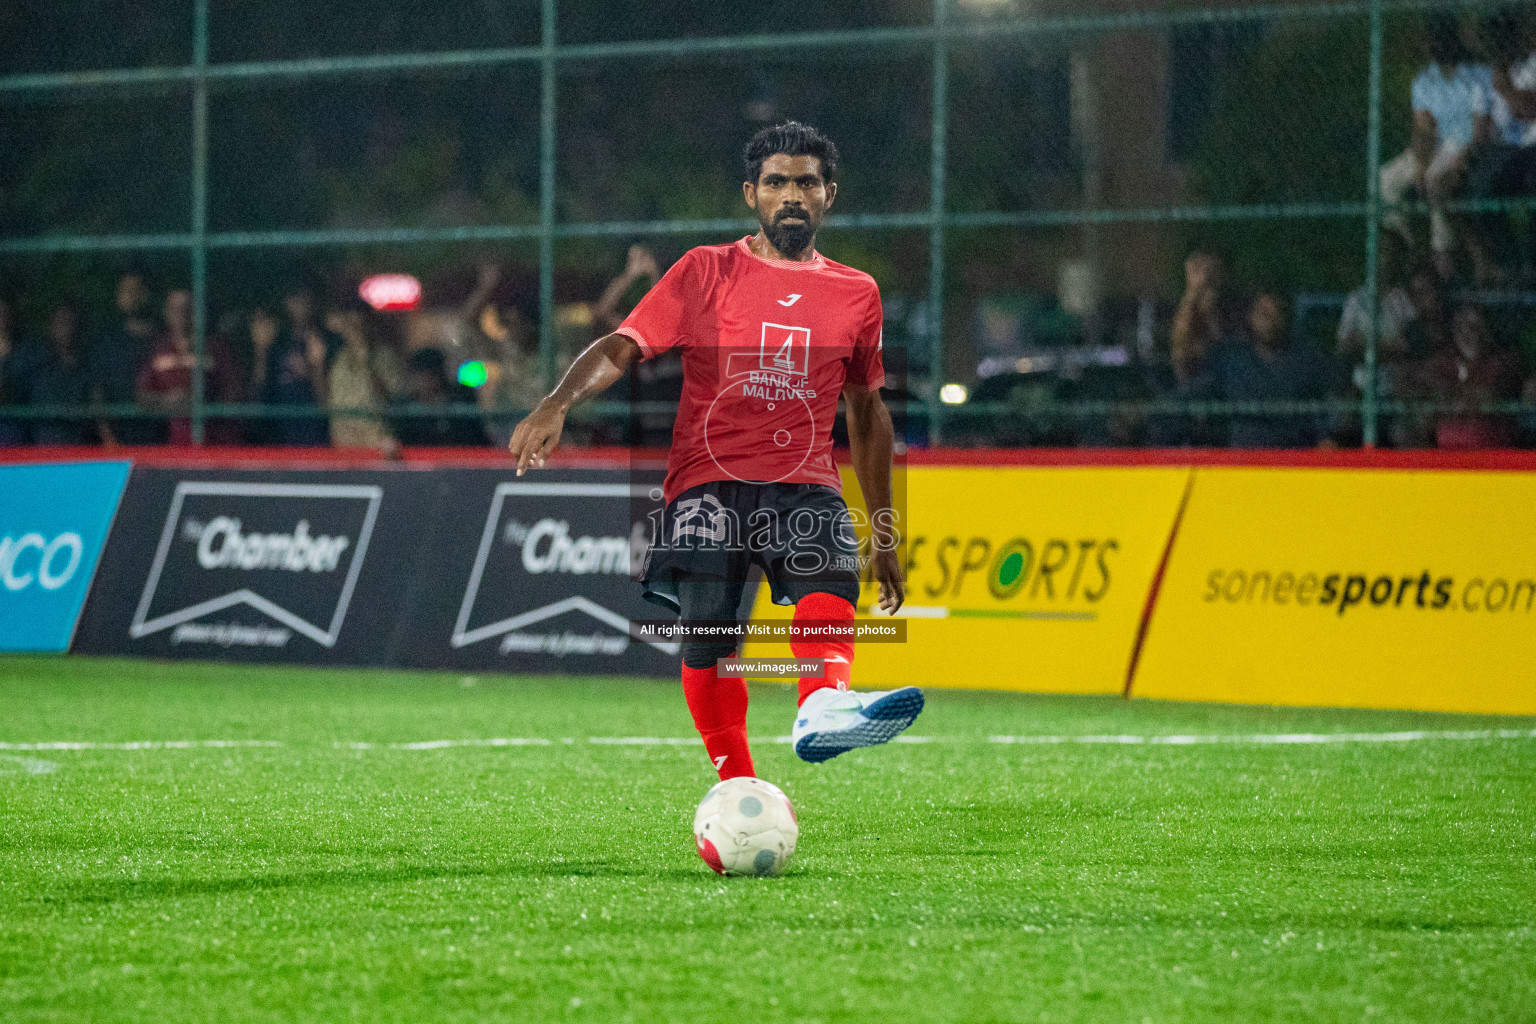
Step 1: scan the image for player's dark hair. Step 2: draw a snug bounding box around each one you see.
[743,122,839,185]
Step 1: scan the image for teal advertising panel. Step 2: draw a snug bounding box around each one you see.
[0,461,130,651]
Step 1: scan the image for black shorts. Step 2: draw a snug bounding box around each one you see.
[640,480,862,614]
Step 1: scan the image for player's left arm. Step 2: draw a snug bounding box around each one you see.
[843,383,904,614]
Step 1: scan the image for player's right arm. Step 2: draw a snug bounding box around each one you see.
[508,332,641,476]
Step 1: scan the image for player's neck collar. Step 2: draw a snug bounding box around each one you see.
[738,235,825,269]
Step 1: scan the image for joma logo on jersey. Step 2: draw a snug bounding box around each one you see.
[759,323,810,375]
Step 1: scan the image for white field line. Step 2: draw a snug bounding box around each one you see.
[987,729,1536,746]
[0,740,281,751]
[4,730,1535,753]
[589,736,703,746]
[342,738,554,750]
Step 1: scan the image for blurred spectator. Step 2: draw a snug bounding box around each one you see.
[1169,251,1226,385]
[1151,251,1232,446]
[29,305,94,445]
[325,303,403,450]
[1337,234,1415,362]
[1380,269,1456,447]
[89,272,164,446]
[599,246,674,445]
[593,245,660,335]
[1484,12,1536,175]
[402,264,504,368]
[1207,291,1332,448]
[1402,268,1452,356]
[458,263,540,446]
[135,289,242,445]
[1469,11,1536,274]
[1380,17,1498,284]
[391,348,487,447]
[0,295,36,446]
[1417,303,1522,449]
[254,284,336,446]
[1336,235,1422,447]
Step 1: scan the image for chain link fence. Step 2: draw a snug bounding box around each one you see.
[2,0,1534,449]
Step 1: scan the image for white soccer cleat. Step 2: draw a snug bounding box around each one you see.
[791,685,925,764]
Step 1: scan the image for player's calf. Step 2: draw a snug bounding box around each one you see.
[790,591,855,704]
[681,642,755,781]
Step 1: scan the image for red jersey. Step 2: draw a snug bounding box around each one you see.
[616,236,885,503]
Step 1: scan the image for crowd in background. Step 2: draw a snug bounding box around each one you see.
[3,243,1536,452]
[0,246,667,452]
[1150,245,1529,451]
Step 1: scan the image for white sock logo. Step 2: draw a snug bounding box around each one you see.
[713,754,729,770]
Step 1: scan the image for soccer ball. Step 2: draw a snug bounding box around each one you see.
[693,776,798,877]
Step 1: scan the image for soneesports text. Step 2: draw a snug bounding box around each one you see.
[1203,568,1536,616]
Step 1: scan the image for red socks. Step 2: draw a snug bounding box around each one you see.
[681,591,856,776]
[681,663,755,780]
[791,592,856,706]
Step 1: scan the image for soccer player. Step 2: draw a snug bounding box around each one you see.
[508,122,922,779]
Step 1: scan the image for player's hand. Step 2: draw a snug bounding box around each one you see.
[869,547,905,615]
[509,399,566,475]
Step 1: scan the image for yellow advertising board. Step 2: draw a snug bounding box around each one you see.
[743,465,1190,694]
[1134,469,1536,714]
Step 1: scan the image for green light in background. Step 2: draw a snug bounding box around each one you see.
[457,360,489,388]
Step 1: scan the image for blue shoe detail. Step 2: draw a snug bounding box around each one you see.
[793,688,925,764]
[859,687,925,723]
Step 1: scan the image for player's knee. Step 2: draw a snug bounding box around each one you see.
[681,641,737,671]
[790,586,859,615]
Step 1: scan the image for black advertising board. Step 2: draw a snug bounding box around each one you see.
[73,468,435,665]
[389,470,677,676]
[74,465,684,676]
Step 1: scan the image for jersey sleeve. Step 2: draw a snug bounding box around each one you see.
[614,249,707,359]
[844,287,886,392]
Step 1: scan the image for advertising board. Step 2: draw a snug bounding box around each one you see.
[0,461,129,652]
[74,468,431,664]
[74,466,677,675]
[744,465,1191,694]
[389,472,677,675]
[1134,469,1536,714]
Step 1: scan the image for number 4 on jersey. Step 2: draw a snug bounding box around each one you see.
[758,322,811,375]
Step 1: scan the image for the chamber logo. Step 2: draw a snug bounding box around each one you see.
[130,482,381,648]
[190,517,350,572]
[452,481,677,656]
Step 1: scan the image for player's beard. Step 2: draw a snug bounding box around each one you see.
[762,207,817,259]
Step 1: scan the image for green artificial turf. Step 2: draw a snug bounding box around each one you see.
[1,655,1534,1023]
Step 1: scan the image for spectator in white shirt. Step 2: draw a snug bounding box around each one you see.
[1487,11,1536,192]
[1380,17,1496,282]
